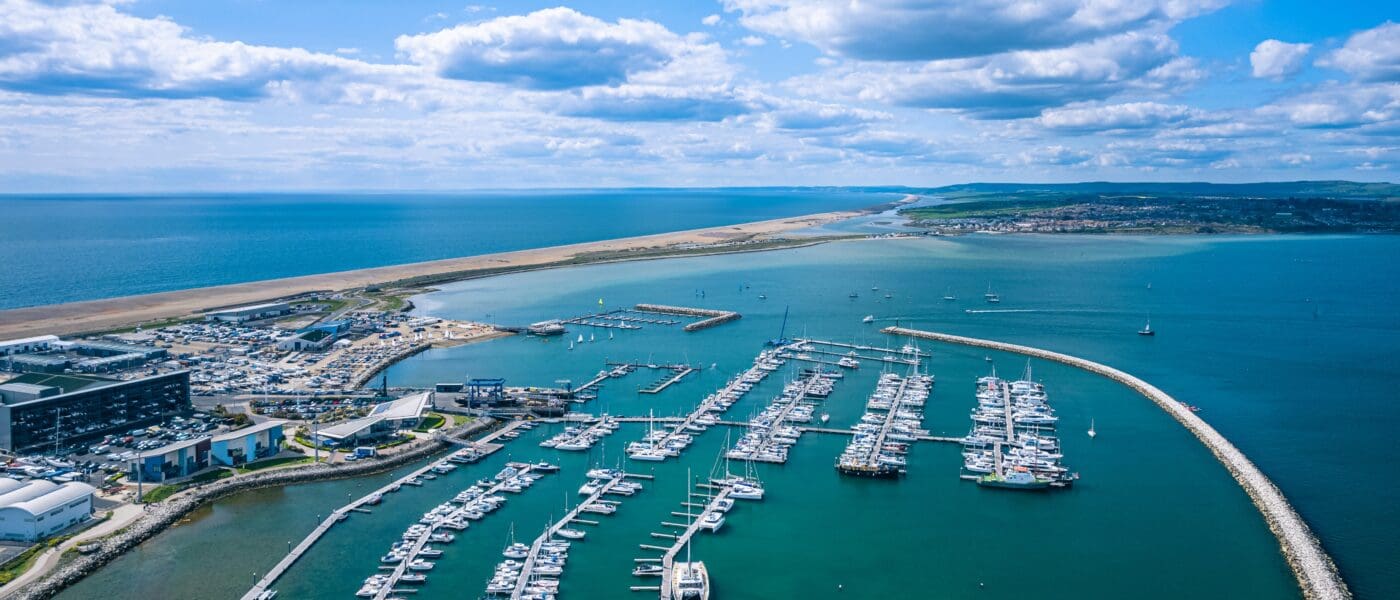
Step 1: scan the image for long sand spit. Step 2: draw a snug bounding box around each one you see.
[0,211,858,339]
[882,326,1351,600]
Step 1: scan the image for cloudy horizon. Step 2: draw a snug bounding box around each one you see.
[0,0,1395,191]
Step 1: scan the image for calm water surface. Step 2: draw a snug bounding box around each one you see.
[57,234,1400,599]
[0,189,886,309]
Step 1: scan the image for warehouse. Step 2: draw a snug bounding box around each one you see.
[0,478,95,541]
[0,336,59,357]
[204,302,291,323]
[0,371,191,452]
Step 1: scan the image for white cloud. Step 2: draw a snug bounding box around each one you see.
[702,14,721,26]
[739,36,766,47]
[0,0,391,100]
[1260,82,1399,129]
[790,30,1193,119]
[1316,22,1400,82]
[395,7,727,90]
[1250,40,1311,80]
[724,0,1224,61]
[1035,102,1204,133]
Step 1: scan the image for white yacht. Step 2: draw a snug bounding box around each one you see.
[671,562,710,600]
[862,314,875,323]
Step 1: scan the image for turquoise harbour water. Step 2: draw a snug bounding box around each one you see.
[0,190,886,309]
[56,234,1400,599]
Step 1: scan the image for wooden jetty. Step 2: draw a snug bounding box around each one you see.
[649,487,733,600]
[240,420,526,600]
[639,366,695,394]
[509,473,639,598]
[795,337,929,358]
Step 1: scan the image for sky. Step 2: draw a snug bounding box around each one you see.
[0,0,1395,191]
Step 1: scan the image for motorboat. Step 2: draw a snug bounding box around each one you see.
[555,528,586,540]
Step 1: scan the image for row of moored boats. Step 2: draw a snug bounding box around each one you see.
[961,367,1077,490]
[836,371,933,477]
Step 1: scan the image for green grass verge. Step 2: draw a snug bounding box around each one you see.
[0,535,72,584]
[236,456,314,473]
[412,413,446,432]
[139,469,233,503]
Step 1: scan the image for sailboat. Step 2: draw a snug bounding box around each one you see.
[1138,316,1155,336]
[1088,419,1097,439]
[984,283,1000,304]
[568,340,574,350]
[672,468,711,600]
[577,334,585,344]
[943,287,956,301]
[609,331,614,340]
[589,332,596,343]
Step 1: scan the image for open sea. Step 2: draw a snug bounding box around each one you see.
[53,233,1400,599]
[0,189,888,309]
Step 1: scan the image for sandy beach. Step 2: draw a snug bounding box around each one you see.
[0,210,860,340]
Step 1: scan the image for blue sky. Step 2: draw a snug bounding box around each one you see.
[0,1,1395,191]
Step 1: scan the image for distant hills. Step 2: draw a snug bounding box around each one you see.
[912,181,1398,201]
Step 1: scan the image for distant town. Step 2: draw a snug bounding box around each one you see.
[899,182,1400,234]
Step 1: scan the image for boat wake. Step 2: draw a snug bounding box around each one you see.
[963,309,1107,314]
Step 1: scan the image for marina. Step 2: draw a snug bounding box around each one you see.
[626,348,783,462]
[725,367,838,464]
[47,234,1374,600]
[835,371,933,477]
[959,363,1076,489]
[486,470,647,598]
[635,474,753,600]
[540,416,621,452]
[361,461,552,599]
[241,421,526,600]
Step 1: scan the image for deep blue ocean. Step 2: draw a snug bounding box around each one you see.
[0,190,889,309]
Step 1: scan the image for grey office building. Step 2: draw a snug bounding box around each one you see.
[0,371,190,453]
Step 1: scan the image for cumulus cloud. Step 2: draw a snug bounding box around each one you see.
[395,7,725,90]
[702,14,722,26]
[1316,22,1400,82]
[739,36,767,47]
[555,85,759,122]
[724,0,1223,61]
[793,31,1192,119]
[1250,39,1311,80]
[0,0,384,100]
[1260,82,1399,129]
[758,99,888,133]
[1034,102,1204,133]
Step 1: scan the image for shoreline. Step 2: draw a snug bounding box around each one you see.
[4,418,502,600]
[883,326,1351,600]
[0,210,864,340]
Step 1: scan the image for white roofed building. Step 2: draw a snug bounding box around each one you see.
[0,478,96,541]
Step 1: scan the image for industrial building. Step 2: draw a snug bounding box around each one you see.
[312,392,430,446]
[0,478,95,541]
[276,328,335,352]
[204,302,292,323]
[0,371,191,453]
[129,437,211,482]
[0,336,59,357]
[210,421,286,467]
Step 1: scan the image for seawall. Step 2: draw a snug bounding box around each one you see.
[6,419,497,600]
[882,326,1350,600]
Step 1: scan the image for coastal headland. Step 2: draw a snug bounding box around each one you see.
[0,210,863,340]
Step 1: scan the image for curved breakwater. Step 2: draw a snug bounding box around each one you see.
[882,326,1351,600]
